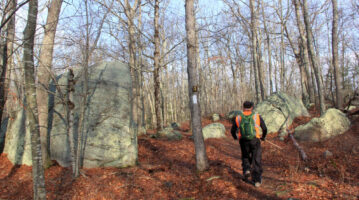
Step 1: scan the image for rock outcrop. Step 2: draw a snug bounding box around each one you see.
[254,92,309,135]
[294,108,350,142]
[3,61,138,168]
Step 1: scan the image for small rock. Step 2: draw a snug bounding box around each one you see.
[155,127,183,141]
[279,137,285,141]
[137,127,147,136]
[163,181,173,188]
[323,150,333,158]
[212,114,220,122]
[171,122,181,130]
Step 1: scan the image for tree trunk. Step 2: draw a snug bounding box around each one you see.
[23,0,46,198]
[75,0,90,178]
[301,0,326,115]
[331,0,343,109]
[4,0,17,120]
[124,0,139,129]
[249,0,260,103]
[137,1,146,130]
[284,24,310,106]
[293,0,315,104]
[257,26,265,100]
[0,0,17,123]
[66,69,76,177]
[36,0,63,169]
[185,0,209,172]
[261,2,273,95]
[153,0,162,131]
[279,0,285,91]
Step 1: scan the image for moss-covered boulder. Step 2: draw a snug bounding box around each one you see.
[202,123,226,140]
[3,61,137,168]
[226,110,242,120]
[153,127,182,141]
[294,108,350,142]
[254,92,309,134]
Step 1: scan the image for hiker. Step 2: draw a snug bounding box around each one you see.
[231,101,267,187]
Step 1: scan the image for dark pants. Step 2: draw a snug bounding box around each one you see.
[240,138,262,182]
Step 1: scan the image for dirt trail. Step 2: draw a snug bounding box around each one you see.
[0,116,358,199]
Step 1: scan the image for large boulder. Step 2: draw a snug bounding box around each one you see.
[0,118,8,153]
[202,123,226,140]
[4,61,138,168]
[294,108,350,142]
[3,109,32,165]
[254,92,309,134]
[226,110,242,120]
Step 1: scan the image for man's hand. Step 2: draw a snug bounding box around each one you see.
[260,137,265,141]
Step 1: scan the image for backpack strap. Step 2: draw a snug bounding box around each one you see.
[253,114,261,138]
[253,113,261,129]
[235,114,242,127]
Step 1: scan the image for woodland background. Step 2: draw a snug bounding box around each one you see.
[0,0,358,199]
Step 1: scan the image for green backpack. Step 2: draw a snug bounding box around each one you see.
[239,113,256,140]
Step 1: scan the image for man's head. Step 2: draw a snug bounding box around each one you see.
[243,101,254,110]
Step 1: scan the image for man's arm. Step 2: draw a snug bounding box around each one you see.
[231,117,239,140]
[259,116,267,140]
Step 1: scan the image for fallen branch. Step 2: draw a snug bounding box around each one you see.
[287,129,308,161]
[265,140,283,150]
[343,107,359,116]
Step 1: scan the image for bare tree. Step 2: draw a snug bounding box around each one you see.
[292,0,315,104]
[0,0,17,123]
[22,0,46,198]
[301,0,326,114]
[331,0,343,108]
[249,0,261,103]
[75,0,110,177]
[4,0,17,119]
[153,0,163,130]
[185,0,209,172]
[261,1,273,95]
[36,0,63,168]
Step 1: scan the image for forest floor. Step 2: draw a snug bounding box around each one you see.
[0,108,359,200]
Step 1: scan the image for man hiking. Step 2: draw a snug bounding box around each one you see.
[231,101,267,187]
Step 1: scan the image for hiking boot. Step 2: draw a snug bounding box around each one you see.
[244,170,251,179]
[254,182,261,187]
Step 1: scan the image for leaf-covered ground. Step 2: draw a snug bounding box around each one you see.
[0,111,358,199]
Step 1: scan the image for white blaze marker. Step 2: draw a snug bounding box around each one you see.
[193,95,197,104]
